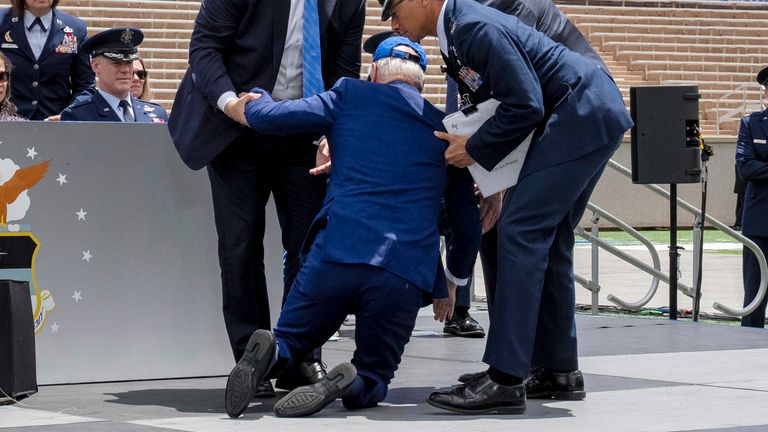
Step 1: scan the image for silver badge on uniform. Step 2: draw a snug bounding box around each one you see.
[121,29,133,44]
[63,26,73,33]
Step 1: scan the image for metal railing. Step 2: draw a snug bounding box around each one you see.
[575,159,768,318]
[715,84,763,135]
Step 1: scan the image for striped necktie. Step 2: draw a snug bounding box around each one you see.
[302,0,323,97]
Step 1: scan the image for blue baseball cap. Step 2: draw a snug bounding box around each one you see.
[372,36,427,71]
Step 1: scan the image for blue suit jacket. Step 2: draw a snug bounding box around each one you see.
[245,78,478,293]
[168,0,366,170]
[736,110,768,237]
[0,8,94,120]
[60,92,168,123]
[443,0,633,174]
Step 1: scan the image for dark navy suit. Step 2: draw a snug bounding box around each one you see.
[246,77,478,408]
[0,8,93,120]
[60,92,168,123]
[736,109,768,328]
[442,0,633,378]
[168,0,366,362]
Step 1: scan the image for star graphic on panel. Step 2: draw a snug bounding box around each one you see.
[56,173,68,186]
[82,250,92,262]
[76,208,87,221]
[26,147,38,159]
[72,290,82,302]
[50,322,60,333]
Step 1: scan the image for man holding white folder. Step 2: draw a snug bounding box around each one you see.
[384,0,633,414]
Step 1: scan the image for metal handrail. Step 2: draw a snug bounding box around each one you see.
[715,84,762,134]
[602,159,768,317]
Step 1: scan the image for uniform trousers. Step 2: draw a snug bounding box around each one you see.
[485,138,620,379]
[741,235,768,328]
[273,229,425,408]
[207,132,326,361]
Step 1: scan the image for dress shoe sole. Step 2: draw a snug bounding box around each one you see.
[426,397,526,415]
[527,390,586,401]
[225,330,275,418]
[443,327,486,338]
[274,362,357,418]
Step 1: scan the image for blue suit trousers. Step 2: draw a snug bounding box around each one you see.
[485,138,621,378]
[274,230,424,408]
[741,235,768,328]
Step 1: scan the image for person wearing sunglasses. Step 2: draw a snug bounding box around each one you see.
[60,27,167,123]
[0,52,25,121]
[0,0,94,120]
[130,58,151,100]
[736,66,768,328]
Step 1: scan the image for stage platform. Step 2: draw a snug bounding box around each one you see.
[2,311,767,432]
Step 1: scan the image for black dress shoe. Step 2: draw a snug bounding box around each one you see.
[253,380,275,398]
[225,330,276,418]
[427,372,526,414]
[443,312,485,338]
[458,369,488,384]
[525,367,585,400]
[275,360,327,391]
[274,362,357,417]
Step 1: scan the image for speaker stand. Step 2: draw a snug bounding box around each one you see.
[669,184,681,320]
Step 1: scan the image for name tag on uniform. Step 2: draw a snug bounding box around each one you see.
[1,43,18,49]
[755,139,767,144]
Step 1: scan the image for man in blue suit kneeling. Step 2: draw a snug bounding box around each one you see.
[221,37,480,418]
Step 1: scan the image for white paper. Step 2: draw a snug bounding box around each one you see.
[442,99,533,197]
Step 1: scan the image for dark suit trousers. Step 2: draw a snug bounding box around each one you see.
[207,131,326,361]
[273,229,424,408]
[484,139,620,379]
[741,235,768,328]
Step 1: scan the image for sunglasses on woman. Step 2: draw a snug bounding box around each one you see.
[0,71,10,82]
[134,70,148,80]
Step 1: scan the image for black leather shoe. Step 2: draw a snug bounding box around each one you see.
[458,369,488,384]
[225,330,275,418]
[275,360,327,391]
[274,362,357,417]
[427,372,526,414]
[253,380,275,398]
[525,367,585,400]
[443,312,485,338]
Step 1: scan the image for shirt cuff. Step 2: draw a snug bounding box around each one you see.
[216,91,238,112]
[445,267,469,287]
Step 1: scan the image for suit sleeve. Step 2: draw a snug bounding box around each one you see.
[326,0,366,85]
[443,166,482,285]
[245,80,343,135]
[736,116,768,182]
[188,0,241,105]
[69,22,95,99]
[456,21,545,171]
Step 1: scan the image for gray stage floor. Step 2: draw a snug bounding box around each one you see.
[2,311,767,432]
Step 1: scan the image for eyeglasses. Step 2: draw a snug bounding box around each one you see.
[133,70,148,80]
[0,71,9,82]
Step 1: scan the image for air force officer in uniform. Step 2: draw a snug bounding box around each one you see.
[385,0,633,414]
[221,37,479,419]
[60,27,167,123]
[0,0,93,120]
[736,66,768,328]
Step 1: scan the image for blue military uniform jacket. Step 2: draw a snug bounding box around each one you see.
[736,109,768,237]
[60,91,168,123]
[442,0,632,175]
[0,8,94,120]
[245,77,479,293]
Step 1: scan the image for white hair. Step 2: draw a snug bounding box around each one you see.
[373,57,425,92]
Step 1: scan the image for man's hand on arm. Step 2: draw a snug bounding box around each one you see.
[435,131,475,168]
[223,92,262,126]
[433,280,457,322]
[310,136,332,175]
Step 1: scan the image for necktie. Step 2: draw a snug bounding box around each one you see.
[119,100,134,122]
[302,0,323,97]
[27,17,46,32]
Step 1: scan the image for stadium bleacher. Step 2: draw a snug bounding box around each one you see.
[60,0,768,136]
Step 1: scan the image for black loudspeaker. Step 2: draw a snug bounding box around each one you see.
[630,86,701,184]
[0,280,37,404]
